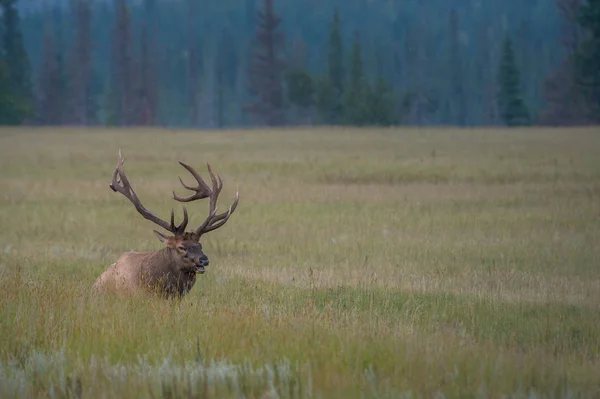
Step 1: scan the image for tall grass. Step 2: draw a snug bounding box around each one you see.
[1,126,599,398]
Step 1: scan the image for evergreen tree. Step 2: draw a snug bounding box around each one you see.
[327,8,344,124]
[67,0,95,125]
[496,35,531,126]
[244,0,286,126]
[0,0,33,124]
[285,68,314,124]
[137,21,159,125]
[286,69,313,109]
[186,0,201,127]
[540,0,589,125]
[111,0,133,126]
[365,47,396,126]
[342,33,368,125]
[215,28,238,127]
[37,18,65,125]
[448,9,466,126]
[367,77,397,126]
[0,60,18,124]
[315,76,334,124]
[574,0,600,121]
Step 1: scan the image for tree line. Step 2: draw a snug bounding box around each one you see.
[1,0,599,128]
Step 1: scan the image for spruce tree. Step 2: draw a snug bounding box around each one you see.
[138,21,159,125]
[342,33,368,125]
[315,76,334,124]
[244,0,286,126]
[327,8,344,123]
[449,9,466,126]
[0,61,16,124]
[0,0,33,124]
[285,68,314,124]
[286,69,313,108]
[37,19,65,125]
[539,0,590,125]
[496,35,530,126]
[367,77,396,126]
[112,0,134,126]
[186,0,201,127]
[67,0,95,125]
[575,0,600,121]
[366,46,397,126]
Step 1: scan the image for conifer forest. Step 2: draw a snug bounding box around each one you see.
[1,0,600,128]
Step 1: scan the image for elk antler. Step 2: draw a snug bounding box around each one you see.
[110,150,189,235]
[172,161,239,238]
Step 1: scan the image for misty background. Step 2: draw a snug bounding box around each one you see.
[1,0,598,128]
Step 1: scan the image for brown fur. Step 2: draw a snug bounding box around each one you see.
[93,152,239,299]
[93,235,204,298]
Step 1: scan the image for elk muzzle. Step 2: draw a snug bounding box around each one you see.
[195,255,209,274]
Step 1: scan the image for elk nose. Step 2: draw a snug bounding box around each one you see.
[200,257,209,267]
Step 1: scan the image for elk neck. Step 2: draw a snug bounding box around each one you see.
[140,246,184,271]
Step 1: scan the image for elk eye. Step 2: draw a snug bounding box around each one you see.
[178,246,185,252]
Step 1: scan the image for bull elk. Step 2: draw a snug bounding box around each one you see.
[92,150,239,298]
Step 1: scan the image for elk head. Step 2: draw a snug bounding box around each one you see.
[109,150,239,275]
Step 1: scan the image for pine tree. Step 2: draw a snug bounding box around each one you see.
[367,77,397,126]
[285,68,314,124]
[286,71,313,110]
[143,0,159,124]
[365,46,396,126]
[216,28,238,127]
[315,76,334,124]
[574,0,600,121]
[0,61,17,124]
[112,0,133,126]
[67,0,94,125]
[201,43,218,129]
[342,33,368,125]
[497,35,531,126]
[540,0,590,125]
[284,35,313,124]
[327,8,344,124]
[137,21,158,125]
[0,0,33,124]
[187,0,201,127]
[448,9,466,126]
[244,0,285,126]
[37,18,65,125]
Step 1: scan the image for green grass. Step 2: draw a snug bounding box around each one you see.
[1,126,599,398]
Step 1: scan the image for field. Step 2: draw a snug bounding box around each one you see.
[0,126,599,398]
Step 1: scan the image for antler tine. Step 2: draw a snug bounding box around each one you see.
[207,163,222,214]
[169,206,189,234]
[109,149,126,193]
[207,163,223,194]
[173,161,213,202]
[199,190,240,235]
[109,150,186,235]
[192,163,218,235]
[194,172,240,238]
[165,159,238,238]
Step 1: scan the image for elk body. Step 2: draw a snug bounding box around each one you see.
[92,151,239,298]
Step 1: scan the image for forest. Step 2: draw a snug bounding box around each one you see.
[0,0,599,128]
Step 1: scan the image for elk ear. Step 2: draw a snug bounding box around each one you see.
[153,230,169,243]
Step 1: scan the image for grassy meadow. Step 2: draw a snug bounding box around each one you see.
[0,126,599,398]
